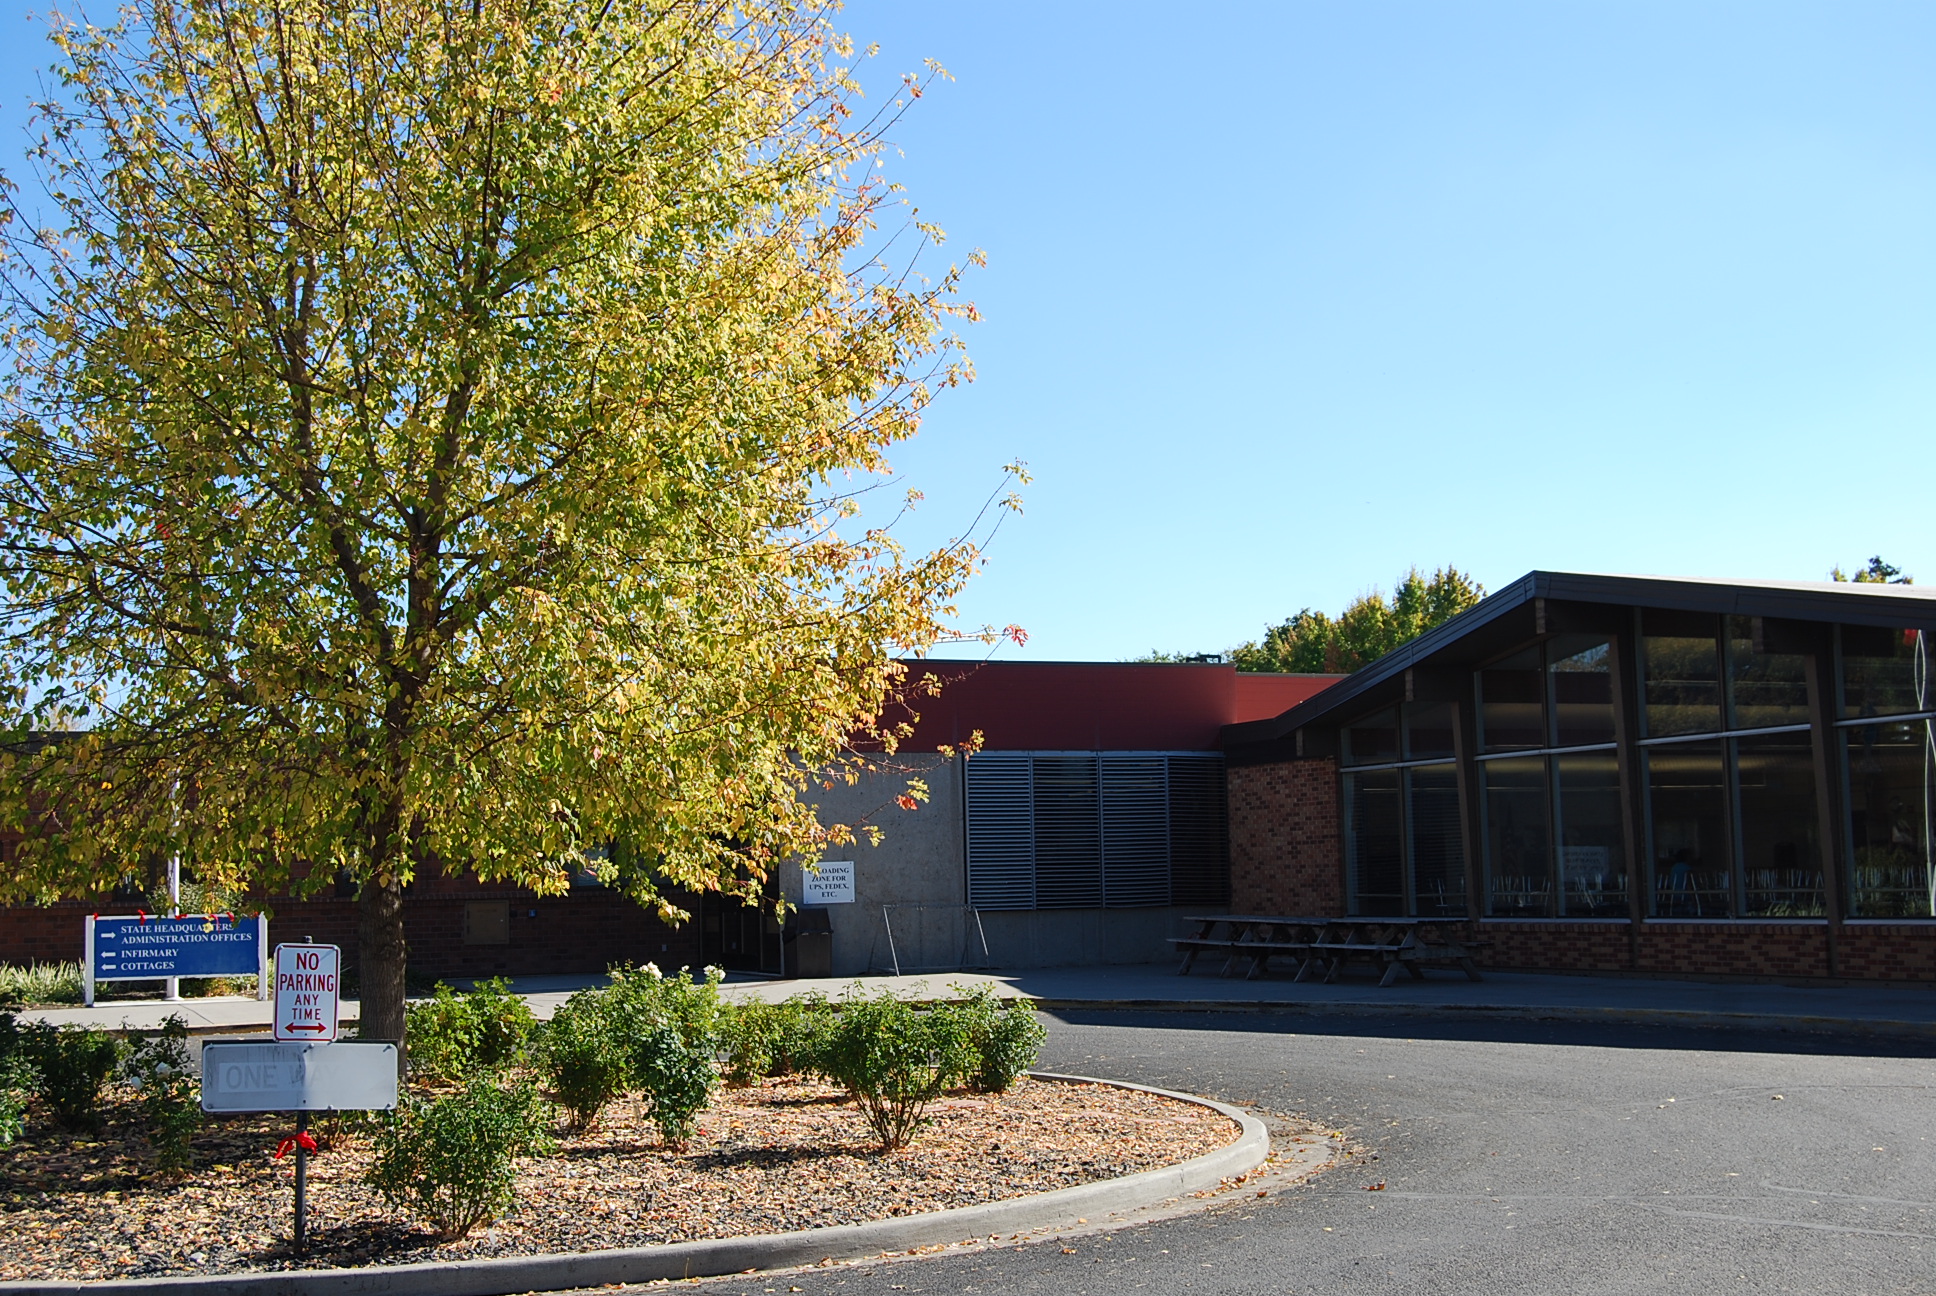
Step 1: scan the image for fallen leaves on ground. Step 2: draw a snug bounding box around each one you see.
[0,1078,1235,1281]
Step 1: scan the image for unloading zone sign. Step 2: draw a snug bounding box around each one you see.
[273,943,341,1042]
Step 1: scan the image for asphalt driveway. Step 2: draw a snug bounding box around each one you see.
[700,1011,1936,1296]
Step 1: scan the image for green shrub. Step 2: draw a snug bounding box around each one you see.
[537,990,630,1130]
[817,992,974,1151]
[719,1000,770,1087]
[20,1022,122,1131]
[0,1086,23,1149]
[629,1023,715,1147]
[947,987,1047,1094]
[407,979,537,1083]
[722,994,830,1085]
[604,962,724,1052]
[368,1077,553,1240]
[0,1009,27,1149]
[0,963,84,1006]
[178,975,258,998]
[122,1015,200,1176]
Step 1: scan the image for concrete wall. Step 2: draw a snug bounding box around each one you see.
[976,905,1191,969]
[783,753,967,977]
[782,754,1197,975]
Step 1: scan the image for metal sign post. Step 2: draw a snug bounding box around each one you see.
[201,1040,398,1252]
[165,856,181,1004]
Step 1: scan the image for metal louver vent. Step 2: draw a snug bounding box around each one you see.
[964,753,1034,910]
[1167,755,1230,906]
[1032,755,1103,908]
[964,751,1229,912]
[1101,756,1171,907]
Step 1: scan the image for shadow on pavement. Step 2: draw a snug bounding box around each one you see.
[1041,1006,1936,1058]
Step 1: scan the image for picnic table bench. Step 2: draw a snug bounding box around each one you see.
[1170,914,1483,986]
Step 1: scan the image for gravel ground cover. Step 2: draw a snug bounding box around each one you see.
[0,1076,1237,1281]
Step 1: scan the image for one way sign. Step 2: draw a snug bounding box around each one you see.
[273,943,341,1042]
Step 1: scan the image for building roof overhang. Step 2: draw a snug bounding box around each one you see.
[1221,570,1936,762]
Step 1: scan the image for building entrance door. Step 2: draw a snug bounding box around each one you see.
[700,880,783,974]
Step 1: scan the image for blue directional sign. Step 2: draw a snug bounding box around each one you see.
[90,914,262,981]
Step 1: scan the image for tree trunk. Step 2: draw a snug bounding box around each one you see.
[355,873,409,1042]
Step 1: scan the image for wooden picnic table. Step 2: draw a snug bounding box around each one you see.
[1170,914,1483,986]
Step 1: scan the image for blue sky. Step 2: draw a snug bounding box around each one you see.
[1,2,1930,661]
[834,0,1936,659]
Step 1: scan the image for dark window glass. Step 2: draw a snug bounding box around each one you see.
[1841,626,1935,720]
[1483,757,1552,916]
[1647,741,1730,916]
[1549,636,1615,747]
[1405,701,1458,762]
[1642,611,1722,737]
[1407,765,1466,917]
[1343,708,1400,767]
[1555,752,1625,916]
[1726,616,1810,731]
[1844,720,1936,918]
[1345,770,1404,916]
[1480,649,1545,751]
[1734,732,1823,916]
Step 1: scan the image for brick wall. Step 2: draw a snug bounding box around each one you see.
[0,885,703,983]
[1466,922,1936,983]
[1228,759,1344,915]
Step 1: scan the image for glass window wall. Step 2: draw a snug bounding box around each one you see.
[1841,626,1935,720]
[1555,752,1626,916]
[1405,701,1458,761]
[1344,770,1405,916]
[1647,741,1730,916]
[1480,649,1545,751]
[1843,719,1936,917]
[1484,757,1553,916]
[1408,765,1467,917]
[1734,731,1823,916]
[1641,611,1722,737]
[1343,708,1400,767]
[1726,616,1810,730]
[1549,636,1616,747]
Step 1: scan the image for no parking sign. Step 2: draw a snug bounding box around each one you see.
[273,943,340,1042]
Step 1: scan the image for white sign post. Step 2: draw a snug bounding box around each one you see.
[273,944,341,1043]
[200,1041,398,1113]
[802,860,855,905]
[201,1038,395,1254]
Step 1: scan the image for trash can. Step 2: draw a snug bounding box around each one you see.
[787,907,833,979]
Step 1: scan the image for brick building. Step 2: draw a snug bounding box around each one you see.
[0,660,1338,985]
[1222,571,1936,983]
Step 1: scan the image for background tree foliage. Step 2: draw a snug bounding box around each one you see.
[1831,556,1912,585]
[0,0,1008,1039]
[1226,566,1485,674]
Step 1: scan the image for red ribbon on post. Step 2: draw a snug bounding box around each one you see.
[274,1132,319,1160]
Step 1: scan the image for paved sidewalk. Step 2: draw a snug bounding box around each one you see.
[18,962,1936,1036]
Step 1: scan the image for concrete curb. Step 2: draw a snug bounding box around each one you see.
[1028,997,1936,1038]
[1,1074,1268,1296]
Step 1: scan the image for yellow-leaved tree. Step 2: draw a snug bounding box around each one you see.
[0,0,1013,1040]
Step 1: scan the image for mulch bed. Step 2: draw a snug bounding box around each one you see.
[0,1076,1238,1281]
